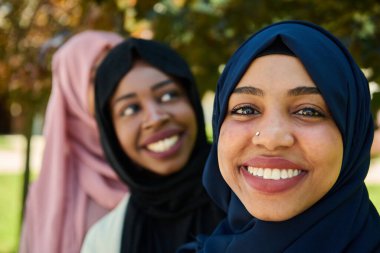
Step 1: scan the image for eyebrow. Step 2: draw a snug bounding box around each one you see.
[232,86,264,96]
[287,86,320,96]
[232,85,320,97]
[112,79,174,105]
[152,79,174,91]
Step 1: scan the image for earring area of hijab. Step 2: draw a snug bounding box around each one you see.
[255,131,260,136]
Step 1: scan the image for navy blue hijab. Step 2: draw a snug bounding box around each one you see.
[179,21,380,252]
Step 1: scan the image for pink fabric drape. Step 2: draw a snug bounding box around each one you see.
[19,30,127,253]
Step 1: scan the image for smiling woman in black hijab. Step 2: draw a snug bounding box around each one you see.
[81,37,224,253]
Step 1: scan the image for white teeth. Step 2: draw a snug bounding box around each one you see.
[263,168,272,179]
[281,169,288,179]
[146,135,179,153]
[272,169,281,180]
[247,166,302,180]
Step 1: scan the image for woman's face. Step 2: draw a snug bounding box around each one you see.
[218,54,343,221]
[111,60,197,175]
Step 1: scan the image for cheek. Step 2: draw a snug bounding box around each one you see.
[297,123,343,191]
[218,120,251,184]
[114,118,140,155]
[218,120,253,158]
[185,108,198,137]
[218,122,235,168]
[170,102,198,136]
[305,127,341,165]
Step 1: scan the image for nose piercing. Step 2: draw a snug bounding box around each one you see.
[255,131,260,136]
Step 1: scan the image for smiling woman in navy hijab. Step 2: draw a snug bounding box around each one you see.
[178,21,380,252]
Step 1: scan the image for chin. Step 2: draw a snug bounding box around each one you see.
[253,212,291,222]
[245,204,300,222]
[153,164,183,176]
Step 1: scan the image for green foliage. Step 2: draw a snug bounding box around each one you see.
[0,0,124,134]
[2,0,380,133]
[1,3,380,251]
[116,0,380,97]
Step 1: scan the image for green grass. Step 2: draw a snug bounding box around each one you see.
[368,184,380,210]
[0,172,38,253]
[0,174,23,253]
[0,136,17,150]
[0,135,25,151]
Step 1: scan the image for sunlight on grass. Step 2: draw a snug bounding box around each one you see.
[367,184,380,211]
[0,135,25,151]
[0,171,38,253]
[0,174,22,253]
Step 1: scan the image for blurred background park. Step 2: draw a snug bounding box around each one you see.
[1,0,380,252]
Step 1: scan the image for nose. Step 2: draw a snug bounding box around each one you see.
[142,102,170,129]
[251,114,294,151]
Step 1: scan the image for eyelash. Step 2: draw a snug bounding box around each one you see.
[231,104,260,116]
[160,90,180,102]
[121,104,140,117]
[294,107,325,118]
[230,104,325,118]
[120,90,181,117]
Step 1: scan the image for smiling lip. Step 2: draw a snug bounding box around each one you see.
[141,129,185,159]
[142,129,182,145]
[241,157,307,193]
[242,157,303,169]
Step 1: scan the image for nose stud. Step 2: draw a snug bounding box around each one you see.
[255,131,260,136]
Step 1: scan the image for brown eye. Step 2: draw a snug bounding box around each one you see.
[160,90,180,103]
[121,104,140,116]
[231,105,260,116]
[295,108,324,117]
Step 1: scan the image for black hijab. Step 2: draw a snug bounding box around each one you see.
[179,20,380,253]
[95,38,224,253]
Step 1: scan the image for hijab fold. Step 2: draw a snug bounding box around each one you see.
[20,31,127,253]
[184,21,380,253]
[95,38,224,253]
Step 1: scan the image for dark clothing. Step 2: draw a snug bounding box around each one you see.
[179,21,380,253]
[95,38,225,253]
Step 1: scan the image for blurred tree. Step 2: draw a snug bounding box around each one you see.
[1,1,380,251]
[2,0,380,134]
[0,0,124,234]
[0,0,124,134]
[116,0,380,95]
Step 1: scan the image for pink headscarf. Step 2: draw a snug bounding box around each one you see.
[19,30,127,253]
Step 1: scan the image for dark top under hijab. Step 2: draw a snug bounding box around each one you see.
[94,38,224,253]
[178,21,380,253]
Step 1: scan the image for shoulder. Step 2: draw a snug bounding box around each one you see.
[80,193,130,253]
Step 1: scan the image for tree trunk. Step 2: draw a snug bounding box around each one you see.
[20,110,34,229]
